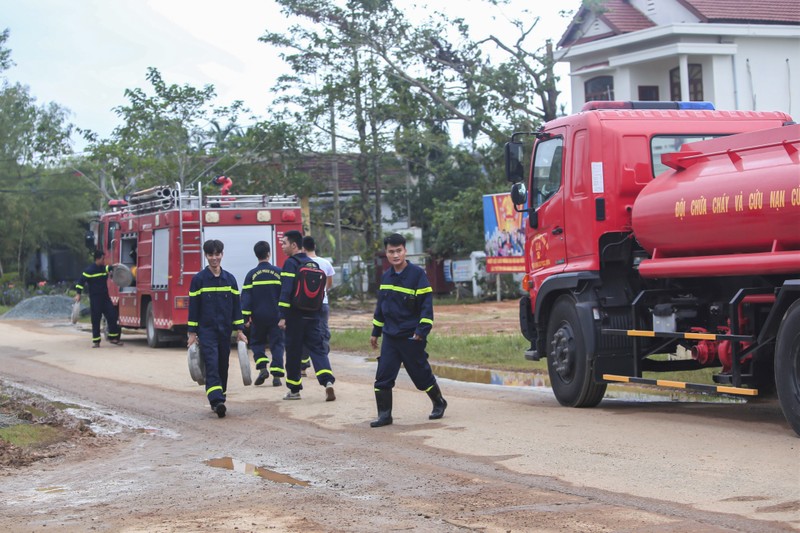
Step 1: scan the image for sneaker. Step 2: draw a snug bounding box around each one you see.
[325,382,336,402]
[272,377,282,387]
[254,369,270,386]
[91,343,100,349]
[283,391,301,400]
[110,340,124,346]
[214,403,226,418]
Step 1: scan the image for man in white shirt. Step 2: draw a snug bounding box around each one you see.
[301,236,336,373]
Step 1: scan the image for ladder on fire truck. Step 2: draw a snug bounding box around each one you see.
[176,182,203,285]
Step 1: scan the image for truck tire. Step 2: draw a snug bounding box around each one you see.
[775,300,800,437]
[146,302,167,348]
[546,295,606,407]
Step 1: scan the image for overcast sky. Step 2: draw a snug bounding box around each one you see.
[3,0,582,149]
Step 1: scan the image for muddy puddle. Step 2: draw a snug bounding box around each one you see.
[204,457,309,486]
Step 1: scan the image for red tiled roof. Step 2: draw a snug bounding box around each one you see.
[559,0,800,48]
[679,0,800,24]
[600,0,656,32]
[558,0,654,48]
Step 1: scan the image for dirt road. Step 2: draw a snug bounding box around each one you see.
[0,316,798,532]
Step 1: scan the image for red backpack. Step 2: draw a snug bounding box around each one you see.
[291,258,326,311]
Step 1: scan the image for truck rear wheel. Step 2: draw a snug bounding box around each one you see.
[775,300,800,437]
[546,295,606,407]
[146,302,167,348]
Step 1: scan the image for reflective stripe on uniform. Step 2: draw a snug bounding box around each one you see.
[379,284,432,297]
[189,286,239,297]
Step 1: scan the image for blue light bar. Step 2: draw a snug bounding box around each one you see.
[583,101,716,112]
[676,101,715,110]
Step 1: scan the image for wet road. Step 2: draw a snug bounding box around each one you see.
[0,319,798,532]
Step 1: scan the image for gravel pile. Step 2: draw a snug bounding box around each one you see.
[1,295,78,320]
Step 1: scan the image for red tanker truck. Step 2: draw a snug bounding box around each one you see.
[505,101,800,435]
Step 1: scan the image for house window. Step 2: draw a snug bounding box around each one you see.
[585,76,614,101]
[670,64,703,101]
[638,86,659,101]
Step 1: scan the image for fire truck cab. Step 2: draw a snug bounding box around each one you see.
[95,183,302,347]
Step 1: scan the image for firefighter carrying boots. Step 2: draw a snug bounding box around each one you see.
[426,383,448,420]
[370,389,393,427]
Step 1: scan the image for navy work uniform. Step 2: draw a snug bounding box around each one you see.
[242,261,285,379]
[279,253,335,393]
[371,262,437,392]
[188,267,244,410]
[75,263,121,346]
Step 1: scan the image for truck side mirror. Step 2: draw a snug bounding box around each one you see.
[510,182,538,229]
[510,182,528,205]
[84,231,96,250]
[505,142,525,183]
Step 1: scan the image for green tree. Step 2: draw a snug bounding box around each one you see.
[77,67,248,202]
[0,29,87,279]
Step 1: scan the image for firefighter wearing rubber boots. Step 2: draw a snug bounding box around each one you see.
[187,239,247,418]
[369,233,447,427]
[242,241,285,387]
[74,249,122,348]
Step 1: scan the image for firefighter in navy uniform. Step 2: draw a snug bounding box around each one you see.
[187,239,247,418]
[242,241,285,387]
[278,230,336,402]
[74,249,122,348]
[369,233,447,427]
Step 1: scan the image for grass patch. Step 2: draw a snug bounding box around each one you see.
[0,305,11,315]
[0,424,65,448]
[331,329,545,372]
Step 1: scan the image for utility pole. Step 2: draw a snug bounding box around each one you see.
[330,99,343,266]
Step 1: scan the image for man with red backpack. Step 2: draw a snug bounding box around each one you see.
[277,230,336,401]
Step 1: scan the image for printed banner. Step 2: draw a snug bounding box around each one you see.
[483,193,526,273]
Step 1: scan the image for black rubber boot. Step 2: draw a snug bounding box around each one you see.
[426,383,447,420]
[370,389,393,427]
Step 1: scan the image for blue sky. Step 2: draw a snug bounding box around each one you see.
[3,0,582,149]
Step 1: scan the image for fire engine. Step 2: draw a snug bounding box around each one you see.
[93,182,302,347]
[505,101,800,435]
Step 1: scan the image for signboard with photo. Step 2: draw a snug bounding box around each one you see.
[482,193,526,273]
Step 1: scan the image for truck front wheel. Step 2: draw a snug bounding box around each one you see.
[546,295,606,407]
[146,302,167,348]
[775,300,800,436]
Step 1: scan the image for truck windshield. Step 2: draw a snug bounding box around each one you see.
[532,138,563,208]
[651,135,720,176]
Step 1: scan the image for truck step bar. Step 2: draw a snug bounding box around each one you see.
[603,328,753,342]
[602,374,758,396]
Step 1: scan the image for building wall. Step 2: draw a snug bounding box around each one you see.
[564,30,799,116]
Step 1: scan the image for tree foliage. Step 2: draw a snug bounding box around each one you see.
[0,29,89,279]
[264,0,566,258]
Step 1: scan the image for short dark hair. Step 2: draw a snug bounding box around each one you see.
[203,239,224,255]
[93,249,104,260]
[254,240,270,260]
[302,236,316,252]
[383,233,406,248]
[283,230,303,249]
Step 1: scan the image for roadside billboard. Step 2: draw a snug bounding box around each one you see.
[483,193,526,273]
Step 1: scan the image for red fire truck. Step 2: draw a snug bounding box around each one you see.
[505,101,800,435]
[93,183,302,347]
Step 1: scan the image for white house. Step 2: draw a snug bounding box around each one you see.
[556,0,800,116]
